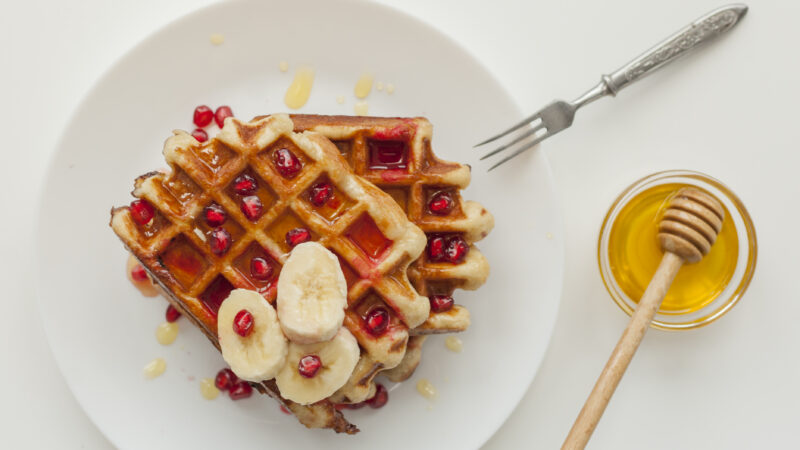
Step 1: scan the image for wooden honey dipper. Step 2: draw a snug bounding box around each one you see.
[563,187,725,450]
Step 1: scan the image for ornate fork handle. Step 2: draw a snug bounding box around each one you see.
[604,5,745,95]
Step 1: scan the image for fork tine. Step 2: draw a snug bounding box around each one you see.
[473,111,542,147]
[486,133,549,171]
[479,122,546,161]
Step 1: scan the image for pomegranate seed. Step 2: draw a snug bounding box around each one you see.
[445,237,469,263]
[273,148,302,178]
[428,191,454,215]
[285,228,311,247]
[427,236,445,262]
[279,405,291,415]
[215,368,238,391]
[166,304,181,322]
[233,174,257,195]
[130,199,155,225]
[130,264,148,282]
[309,182,333,207]
[228,381,253,400]
[209,228,232,255]
[364,306,389,336]
[193,105,213,127]
[240,196,263,221]
[298,355,322,378]
[214,106,233,128]
[429,294,454,313]
[191,128,208,142]
[367,383,389,409]
[233,309,254,337]
[250,257,274,280]
[204,204,226,227]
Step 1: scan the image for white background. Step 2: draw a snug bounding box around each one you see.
[3,0,798,448]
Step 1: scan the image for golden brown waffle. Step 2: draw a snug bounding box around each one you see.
[110,114,429,433]
[281,115,494,338]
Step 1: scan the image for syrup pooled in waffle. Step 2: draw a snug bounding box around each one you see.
[284,115,493,334]
[110,114,429,433]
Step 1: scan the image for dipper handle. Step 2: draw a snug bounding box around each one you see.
[563,188,724,450]
[563,252,682,449]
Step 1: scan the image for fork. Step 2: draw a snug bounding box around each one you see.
[477,4,748,171]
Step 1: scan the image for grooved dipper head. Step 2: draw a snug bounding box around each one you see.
[657,187,725,263]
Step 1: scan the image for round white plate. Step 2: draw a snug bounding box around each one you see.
[36,0,563,448]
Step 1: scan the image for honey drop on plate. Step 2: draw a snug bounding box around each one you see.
[284,66,315,109]
[156,322,179,345]
[143,358,166,379]
[354,72,374,99]
[416,379,437,400]
[200,378,220,400]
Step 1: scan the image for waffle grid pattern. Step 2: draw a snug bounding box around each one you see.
[111,114,429,433]
[286,115,494,337]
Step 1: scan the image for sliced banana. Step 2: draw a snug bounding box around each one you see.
[218,289,288,382]
[277,242,348,344]
[275,327,360,405]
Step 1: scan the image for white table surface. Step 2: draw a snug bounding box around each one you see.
[3,0,797,448]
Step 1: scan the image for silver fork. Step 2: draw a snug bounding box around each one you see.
[477,4,748,171]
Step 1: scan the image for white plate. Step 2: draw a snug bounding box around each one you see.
[36,0,564,448]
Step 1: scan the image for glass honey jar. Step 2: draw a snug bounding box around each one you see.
[598,170,757,330]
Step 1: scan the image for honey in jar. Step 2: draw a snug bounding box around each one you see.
[606,183,738,314]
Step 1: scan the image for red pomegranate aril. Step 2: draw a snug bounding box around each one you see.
[209,228,232,255]
[445,237,469,263]
[233,309,255,337]
[273,148,302,178]
[429,294,454,313]
[214,105,233,128]
[233,174,257,195]
[228,381,253,400]
[193,105,213,127]
[215,368,238,391]
[130,264,148,282]
[364,306,389,336]
[240,196,263,221]
[130,199,155,225]
[298,355,322,378]
[166,304,181,322]
[309,182,333,207]
[191,128,208,143]
[428,191,454,215]
[250,257,274,280]
[285,228,311,247]
[427,236,445,262]
[367,383,389,409]
[204,204,227,227]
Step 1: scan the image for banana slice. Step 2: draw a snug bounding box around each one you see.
[277,242,348,344]
[218,289,288,382]
[275,327,360,405]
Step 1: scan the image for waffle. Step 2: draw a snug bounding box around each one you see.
[110,114,430,433]
[281,115,493,334]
